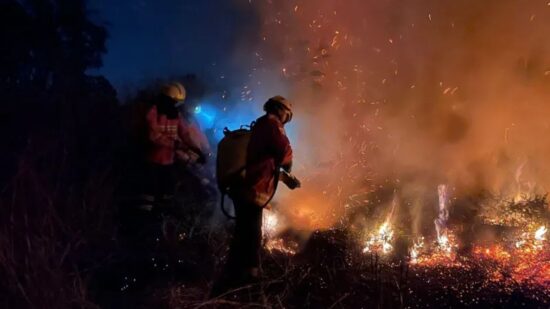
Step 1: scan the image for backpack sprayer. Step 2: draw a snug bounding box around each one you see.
[215,124,270,219]
[216,123,300,219]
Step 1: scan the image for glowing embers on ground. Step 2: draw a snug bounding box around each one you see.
[472,225,549,286]
[516,225,547,251]
[409,232,460,266]
[262,209,298,255]
[408,228,549,287]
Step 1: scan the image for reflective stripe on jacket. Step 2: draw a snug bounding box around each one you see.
[146,105,195,165]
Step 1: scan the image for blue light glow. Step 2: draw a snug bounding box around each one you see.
[193,104,217,129]
[192,100,298,144]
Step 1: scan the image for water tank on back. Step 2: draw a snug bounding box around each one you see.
[216,127,251,192]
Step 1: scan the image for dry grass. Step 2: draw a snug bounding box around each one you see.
[0,142,116,308]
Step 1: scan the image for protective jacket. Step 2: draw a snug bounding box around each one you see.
[146,105,196,165]
[243,114,293,206]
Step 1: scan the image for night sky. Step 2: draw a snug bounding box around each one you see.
[89,0,256,96]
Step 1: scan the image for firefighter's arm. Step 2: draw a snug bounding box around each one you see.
[268,119,293,167]
[269,120,300,189]
[280,169,301,189]
[177,117,207,164]
[146,106,175,147]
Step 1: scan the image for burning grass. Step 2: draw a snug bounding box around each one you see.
[251,186,550,308]
[237,195,549,308]
[363,221,394,255]
[180,225,549,308]
[479,194,550,227]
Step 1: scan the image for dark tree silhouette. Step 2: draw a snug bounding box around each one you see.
[0,1,120,307]
[0,0,106,91]
[0,0,118,180]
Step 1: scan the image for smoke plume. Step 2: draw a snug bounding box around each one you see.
[234,0,550,232]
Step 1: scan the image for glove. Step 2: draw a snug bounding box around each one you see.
[289,175,301,189]
[280,171,301,190]
[282,162,293,173]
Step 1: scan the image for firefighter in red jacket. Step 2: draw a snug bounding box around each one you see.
[142,82,206,211]
[221,95,301,288]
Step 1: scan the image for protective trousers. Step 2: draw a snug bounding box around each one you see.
[226,199,263,275]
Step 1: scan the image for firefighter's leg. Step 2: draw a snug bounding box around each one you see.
[118,162,160,247]
[212,201,262,297]
[247,205,263,278]
[231,202,263,279]
[155,164,176,212]
[225,201,246,274]
[151,164,181,247]
[137,162,157,211]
